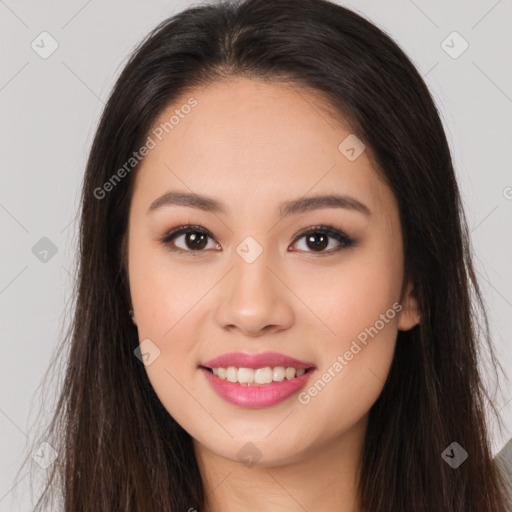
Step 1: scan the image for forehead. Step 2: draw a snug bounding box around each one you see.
[132,78,394,220]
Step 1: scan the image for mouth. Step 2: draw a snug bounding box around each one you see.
[198,352,317,408]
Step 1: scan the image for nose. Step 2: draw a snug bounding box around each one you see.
[214,250,295,337]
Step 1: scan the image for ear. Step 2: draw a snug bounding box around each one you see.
[397,281,421,331]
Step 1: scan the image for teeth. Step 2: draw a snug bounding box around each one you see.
[285,367,296,380]
[255,367,273,384]
[238,367,254,384]
[208,366,310,385]
[226,366,238,383]
[273,366,285,382]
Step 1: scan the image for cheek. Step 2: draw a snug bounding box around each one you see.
[142,353,210,440]
[129,256,204,369]
[128,233,211,337]
[298,278,400,439]
[298,323,397,444]
[294,243,401,426]
[128,236,214,423]
[295,243,403,344]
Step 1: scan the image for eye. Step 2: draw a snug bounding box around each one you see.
[159,225,219,254]
[290,225,355,254]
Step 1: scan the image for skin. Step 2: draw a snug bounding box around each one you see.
[126,78,420,512]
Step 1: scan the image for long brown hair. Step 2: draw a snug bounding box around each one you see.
[14,0,509,510]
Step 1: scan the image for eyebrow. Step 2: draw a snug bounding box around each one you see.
[147,190,372,218]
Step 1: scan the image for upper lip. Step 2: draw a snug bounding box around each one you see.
[201,351,316,370]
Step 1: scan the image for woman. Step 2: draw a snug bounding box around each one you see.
[18,0,510,510]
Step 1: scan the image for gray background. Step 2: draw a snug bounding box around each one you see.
[1,0,511,510]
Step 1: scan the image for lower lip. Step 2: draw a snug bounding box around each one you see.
[200,367,315,408]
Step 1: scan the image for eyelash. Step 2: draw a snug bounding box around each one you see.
[158,223,356,256]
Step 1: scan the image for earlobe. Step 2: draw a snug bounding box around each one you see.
[397,282,421,331]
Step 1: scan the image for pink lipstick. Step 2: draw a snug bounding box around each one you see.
[199,351,316,408]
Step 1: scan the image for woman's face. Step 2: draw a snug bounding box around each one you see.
[126,78,419,467]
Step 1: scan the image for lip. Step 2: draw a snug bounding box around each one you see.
[199,351,316,408]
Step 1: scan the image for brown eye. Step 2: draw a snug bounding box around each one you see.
[182,231,209,250]
[290,226,355,254]
[160,225,218,253]
[304,232,329,251]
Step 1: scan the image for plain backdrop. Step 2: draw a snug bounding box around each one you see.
[1,0,511,510]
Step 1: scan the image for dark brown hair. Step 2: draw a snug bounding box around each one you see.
[14,0,509,510]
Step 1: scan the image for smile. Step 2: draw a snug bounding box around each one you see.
[199,351,316,408]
